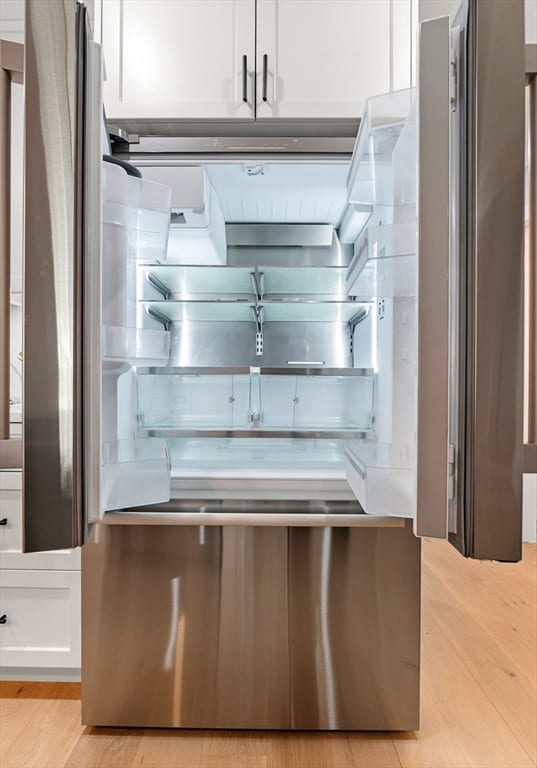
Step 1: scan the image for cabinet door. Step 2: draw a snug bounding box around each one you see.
[256,0,411,120]
[100,0,255,120]
[0,570,81,669]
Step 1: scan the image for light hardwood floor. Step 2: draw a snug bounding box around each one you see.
[1,540,536,768]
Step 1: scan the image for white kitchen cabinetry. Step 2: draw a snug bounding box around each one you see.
[99,0,411,122]
[0,570,81,669]
[98,0,256,120]
[256,0,411,119]
[0,473,81,674]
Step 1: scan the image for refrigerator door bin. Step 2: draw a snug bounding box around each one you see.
[347,89,415,208]
[345,441,415,518]
[346,221,417,298]
[102,326,170,365]
[102,438,170,512]
[103,162,172,264]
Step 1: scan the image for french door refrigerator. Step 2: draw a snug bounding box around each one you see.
[19,0,524,729]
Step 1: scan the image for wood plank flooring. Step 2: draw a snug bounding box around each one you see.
[1,540,536,768]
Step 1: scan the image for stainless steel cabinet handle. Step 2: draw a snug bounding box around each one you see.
[0,615,7,624]
[262,54,268,102]
[242,55,248,103]
[0,518,7,525]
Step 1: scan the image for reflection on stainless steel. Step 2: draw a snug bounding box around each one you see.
[140,428,371,439]
[227,223,335,247]
[82,520,420,729]
[167,321,353,368]
[463,0,524,560]
[319,527,336,728]
[23,0,82,550]
[118,133,357,152]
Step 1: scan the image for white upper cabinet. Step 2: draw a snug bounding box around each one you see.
[99,0,411,122]
[99,0,256,120]
[255,0,412,120]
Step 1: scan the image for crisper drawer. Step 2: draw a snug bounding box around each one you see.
[0,570,81,669]
[0,472,81,570]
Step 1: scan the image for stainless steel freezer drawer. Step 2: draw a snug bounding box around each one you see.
[81,519,420,730]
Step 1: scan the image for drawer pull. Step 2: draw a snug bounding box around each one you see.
[0,518,7,525]
[0,615,7,624]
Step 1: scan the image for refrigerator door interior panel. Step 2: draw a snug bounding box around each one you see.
[98,162,172,516]
[344,54,450,537]
[415,15,450,539]
[23,0,85,551]
[83,32,104,530]
[344,0,524,560]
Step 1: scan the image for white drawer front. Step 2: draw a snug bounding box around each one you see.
[0,486,23,552]
[0,570,81,668]
[0,471,81,569]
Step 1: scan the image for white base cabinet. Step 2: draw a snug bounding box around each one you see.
[0,472,81,675]
[0,570,81,669]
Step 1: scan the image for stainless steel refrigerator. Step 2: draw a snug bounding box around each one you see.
[7,0,528,729]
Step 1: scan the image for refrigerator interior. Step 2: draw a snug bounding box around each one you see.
[98,90,418,519]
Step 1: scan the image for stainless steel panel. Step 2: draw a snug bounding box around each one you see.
[115,133,357,153]
[104,512,402,526]
[226,223,335,247]
[23,0,82,550]
[140,428,371,440]
[415,16,450,538]
[460,0,525,561]
[82,520,420,729]
[228,244,353,269]
[103,499,403,527]
[168,321,353,368]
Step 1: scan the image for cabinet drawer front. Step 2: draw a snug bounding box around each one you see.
[0,570,81,668]
[0,486,23,553]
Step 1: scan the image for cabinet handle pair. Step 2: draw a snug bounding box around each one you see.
[242,54,269,103]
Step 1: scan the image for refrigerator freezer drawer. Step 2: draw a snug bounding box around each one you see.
[82,521,420,730]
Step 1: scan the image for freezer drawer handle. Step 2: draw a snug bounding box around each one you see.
[262,54,268,102]
[0,615,7,624]
[0,518,7,525]
[242,55,248,103]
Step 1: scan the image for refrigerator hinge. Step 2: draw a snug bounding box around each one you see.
[448,442,457,499]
